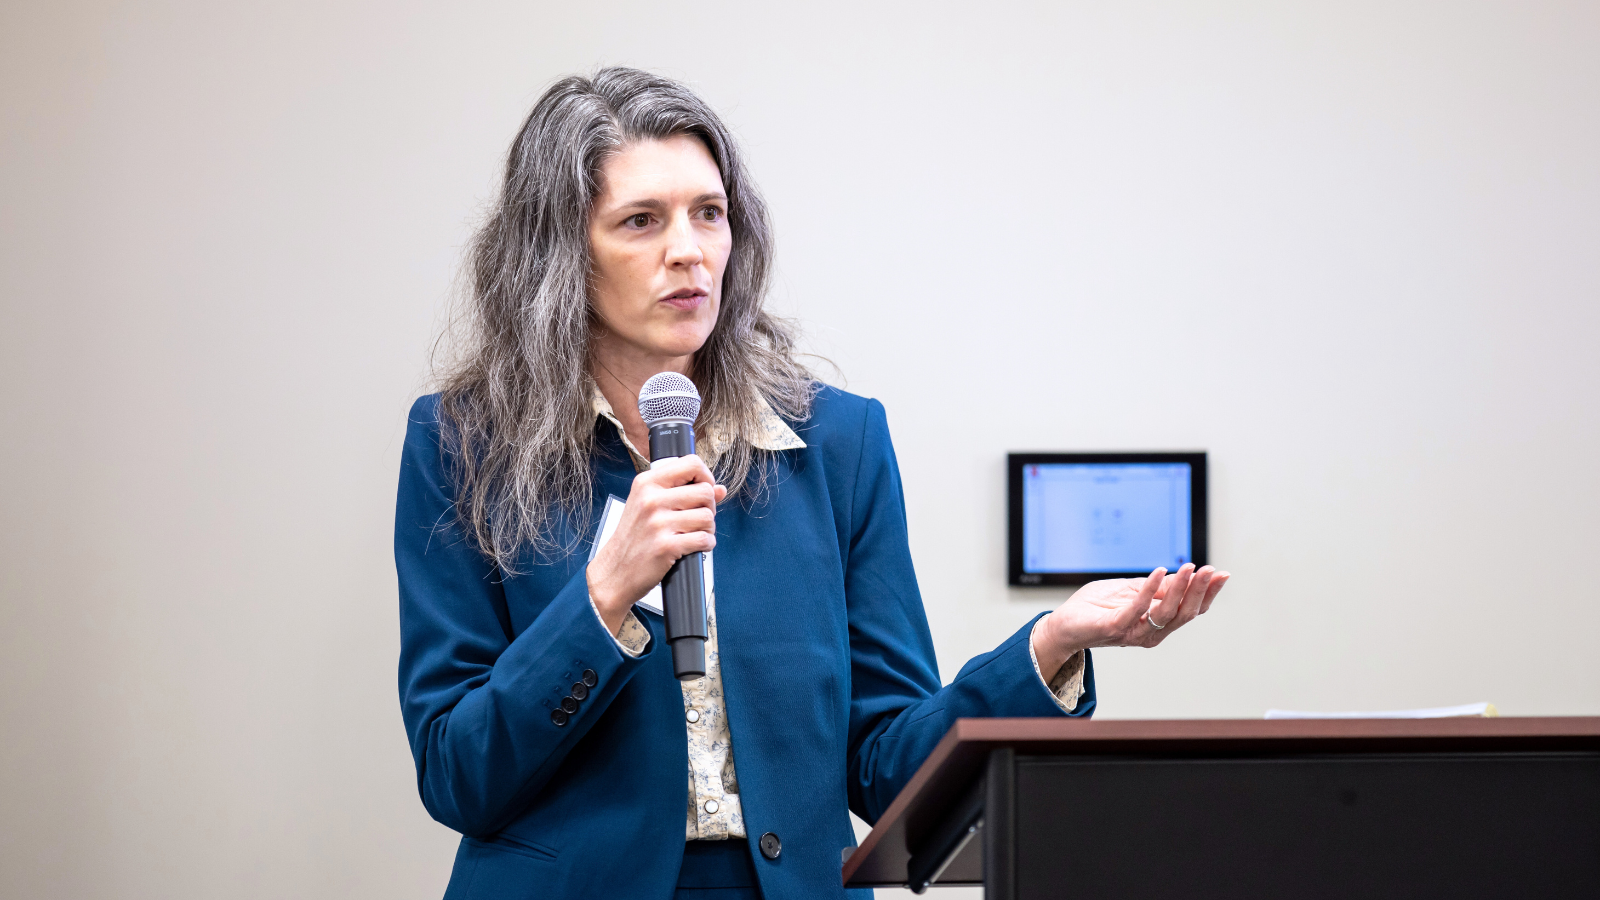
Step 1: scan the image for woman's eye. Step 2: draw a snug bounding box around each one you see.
[701,206,723,221]
[629,213,650,228]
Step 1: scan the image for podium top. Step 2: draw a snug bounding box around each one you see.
[841,716,1600,888]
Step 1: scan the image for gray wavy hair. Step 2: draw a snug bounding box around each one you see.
[434,67,816,569]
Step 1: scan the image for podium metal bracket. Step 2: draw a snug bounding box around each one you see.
[983,747,1015,900]
[905,772,985,893]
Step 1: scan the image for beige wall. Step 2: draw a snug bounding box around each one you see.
[3,2,1597,897]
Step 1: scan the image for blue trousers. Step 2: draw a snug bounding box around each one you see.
[675,839,763,899]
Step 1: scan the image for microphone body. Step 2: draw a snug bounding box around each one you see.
[639,374,709,681]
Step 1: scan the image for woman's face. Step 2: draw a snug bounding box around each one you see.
[588,134,732,367]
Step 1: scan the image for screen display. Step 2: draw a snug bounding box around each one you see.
[1021,462,1193,574]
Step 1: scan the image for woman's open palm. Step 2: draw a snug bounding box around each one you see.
[1045,564,1230,652]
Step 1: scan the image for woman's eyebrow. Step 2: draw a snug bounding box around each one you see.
[612,192,727,212]
[611,198,667,213]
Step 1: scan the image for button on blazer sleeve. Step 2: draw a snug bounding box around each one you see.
[394,396,655,838]
[841,399,1097,823]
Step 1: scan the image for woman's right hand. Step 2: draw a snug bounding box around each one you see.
[587,455,726,636]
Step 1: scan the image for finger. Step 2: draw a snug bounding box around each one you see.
[1152,571,1177,601]
[1173,566,1214,626]
[1199,572,1230,614]
[1147,564,1191,627]
[648,454,716,487]
[671,529,716,556]
[663,507,717,535]
[1116,568,1164,632]
[713,484,728,504]
[661,480,719,511]
[684,453,716,485]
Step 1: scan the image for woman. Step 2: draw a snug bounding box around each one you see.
[396,67,1227,900]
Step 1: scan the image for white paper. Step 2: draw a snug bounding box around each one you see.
[588,495,714,617]
[589,496,663,615]
[1263,702,1497,720]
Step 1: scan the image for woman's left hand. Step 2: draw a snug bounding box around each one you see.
[1030,564,1230,681]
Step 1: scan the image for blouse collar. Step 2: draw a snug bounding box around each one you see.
[589,379,806,472]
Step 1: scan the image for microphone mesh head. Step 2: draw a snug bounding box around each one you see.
[638,372,701,426]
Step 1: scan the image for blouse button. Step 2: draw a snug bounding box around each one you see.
[703,799,719,814]
[686,708,700,724]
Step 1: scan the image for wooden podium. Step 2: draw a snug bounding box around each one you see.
[841,717,1600,899]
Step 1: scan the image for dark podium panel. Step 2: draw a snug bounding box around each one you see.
[841,718,1600,899]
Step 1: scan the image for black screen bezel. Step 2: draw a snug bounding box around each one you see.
[1007,451,1208,586]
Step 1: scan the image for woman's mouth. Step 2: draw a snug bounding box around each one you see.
[660,289,707,311]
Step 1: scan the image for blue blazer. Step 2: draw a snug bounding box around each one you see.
[395,386,1096,899]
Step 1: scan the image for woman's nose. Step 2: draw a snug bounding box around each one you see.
[663,214,705,268]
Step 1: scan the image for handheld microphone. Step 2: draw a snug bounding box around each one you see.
[638,372,709,681]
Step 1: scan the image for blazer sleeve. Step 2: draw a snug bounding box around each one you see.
[842,399,1097,824]
[394,396,657,838]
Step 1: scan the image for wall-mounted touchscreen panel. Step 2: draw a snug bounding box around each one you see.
[1008,452,1207,586]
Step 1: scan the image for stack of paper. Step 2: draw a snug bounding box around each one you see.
[1264,702,1498,720]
